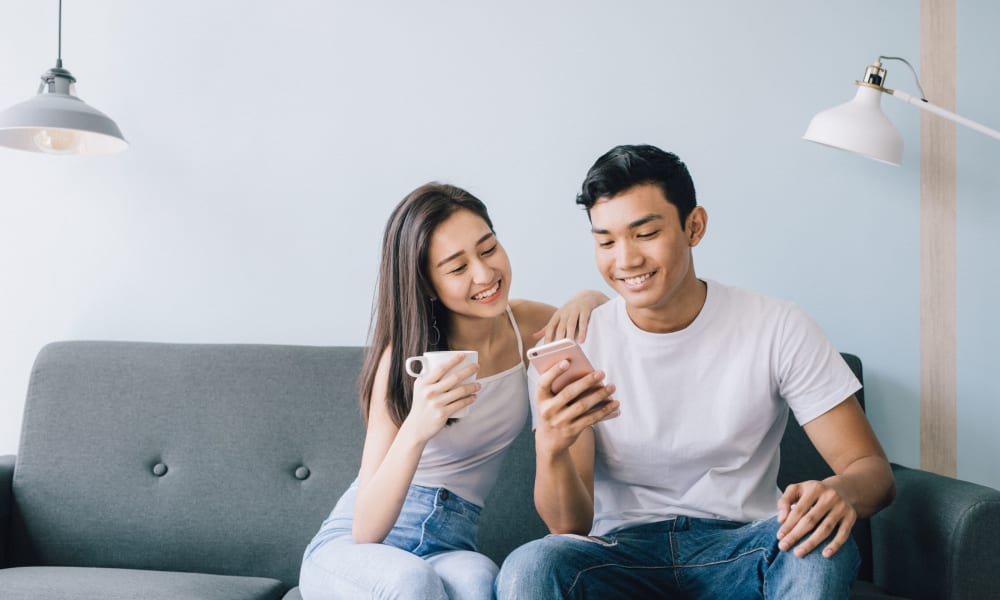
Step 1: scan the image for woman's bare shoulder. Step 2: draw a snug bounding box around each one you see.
[509,299,555,338]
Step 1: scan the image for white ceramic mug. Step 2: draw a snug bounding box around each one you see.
[405,350,478,418]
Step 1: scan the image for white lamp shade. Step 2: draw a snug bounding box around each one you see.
[803,85,903,166]
[0,90,127,155]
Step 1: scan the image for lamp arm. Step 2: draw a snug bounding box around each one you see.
[888,89,1000,142]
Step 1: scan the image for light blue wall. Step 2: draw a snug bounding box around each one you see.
[2,1,994,491]
[957,0,1000,489]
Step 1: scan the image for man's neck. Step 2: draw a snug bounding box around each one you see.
[625,278,708,334]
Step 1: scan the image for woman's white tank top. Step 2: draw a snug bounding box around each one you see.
[410,305,529,507]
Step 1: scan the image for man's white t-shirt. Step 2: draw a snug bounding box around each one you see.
[529,280,861,536]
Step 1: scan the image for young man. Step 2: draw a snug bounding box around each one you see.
[496,145,895,599]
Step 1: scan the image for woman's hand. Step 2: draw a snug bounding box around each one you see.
[535,290,609,343]
[400,354,480,443]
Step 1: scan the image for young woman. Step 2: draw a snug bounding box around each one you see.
[299,183,606,600]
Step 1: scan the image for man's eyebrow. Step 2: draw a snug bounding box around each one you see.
[435,232,496,267]
[591,213,663,235]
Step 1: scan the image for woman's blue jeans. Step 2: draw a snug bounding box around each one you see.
[495,515,859,599]
[300,483,498,600]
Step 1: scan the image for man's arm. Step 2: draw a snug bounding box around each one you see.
[776,396,896,557]
[532,362,619,534]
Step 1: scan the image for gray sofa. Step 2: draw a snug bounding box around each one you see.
[1,341,998,599]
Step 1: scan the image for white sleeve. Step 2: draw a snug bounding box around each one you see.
[776,303,862,425]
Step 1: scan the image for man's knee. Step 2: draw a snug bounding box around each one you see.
[770,535,860,598]
[496,537,570,598]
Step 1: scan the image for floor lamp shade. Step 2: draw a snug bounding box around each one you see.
[803,85,903,166]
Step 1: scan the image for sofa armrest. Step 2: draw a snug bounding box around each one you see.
[0,454,13,568]
[871,462,1000,600]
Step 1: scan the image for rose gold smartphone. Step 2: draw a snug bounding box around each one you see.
[527,338,597,394]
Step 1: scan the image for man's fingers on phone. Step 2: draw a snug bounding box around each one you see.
[587,397,621,425]
[576,384,616,420]
[559,369,605,400]
[536,359,570,392]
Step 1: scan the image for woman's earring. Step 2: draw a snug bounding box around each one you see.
[429,298,442,348]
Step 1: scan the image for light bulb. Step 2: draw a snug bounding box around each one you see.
[33,128,83,154]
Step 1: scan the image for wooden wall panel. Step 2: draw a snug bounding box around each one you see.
[920,0,957,477]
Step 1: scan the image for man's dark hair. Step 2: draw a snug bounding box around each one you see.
[576,144,697,229]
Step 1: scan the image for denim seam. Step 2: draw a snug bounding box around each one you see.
[673,546,768,570]
[669,531,681,589]
[413,491,443,555]
[566,563,677,596]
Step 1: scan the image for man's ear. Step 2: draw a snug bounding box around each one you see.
[686,206,708,247]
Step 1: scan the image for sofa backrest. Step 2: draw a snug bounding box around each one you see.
[10,341,367,589]
[9,342,872,588]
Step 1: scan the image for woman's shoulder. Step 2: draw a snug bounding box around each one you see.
[509,299,555,336]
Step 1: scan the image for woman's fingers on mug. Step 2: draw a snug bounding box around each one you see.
[434,363,479,391]
[448,388,478,409]
[429,354,479,387]
[428,354,470,382]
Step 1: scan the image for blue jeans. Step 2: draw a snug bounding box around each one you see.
[300,482,498,600]
[495,516,859,599]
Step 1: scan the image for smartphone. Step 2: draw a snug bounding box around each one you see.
[526,338,597,394]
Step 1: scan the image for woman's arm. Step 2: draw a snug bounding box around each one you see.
[352,348,479,543]
[533,290,610,344]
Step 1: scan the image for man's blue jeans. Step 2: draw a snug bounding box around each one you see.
[495,515,859,599]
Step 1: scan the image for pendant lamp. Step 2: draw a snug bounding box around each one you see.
[0,0,127,155]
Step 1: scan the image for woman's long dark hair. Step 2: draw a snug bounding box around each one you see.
[359,183,494,426]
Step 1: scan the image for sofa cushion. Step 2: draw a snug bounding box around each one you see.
[10,342,366,589]
[0,566,284,600]
[849,579,909,600]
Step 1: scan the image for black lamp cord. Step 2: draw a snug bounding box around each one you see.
[56,0,63,68]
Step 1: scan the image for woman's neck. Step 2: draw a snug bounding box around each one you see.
[446,307,511,356]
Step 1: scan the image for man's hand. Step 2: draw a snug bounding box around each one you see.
[780,397,895,559]
[776,479,857,558]
[534,360,619,458]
